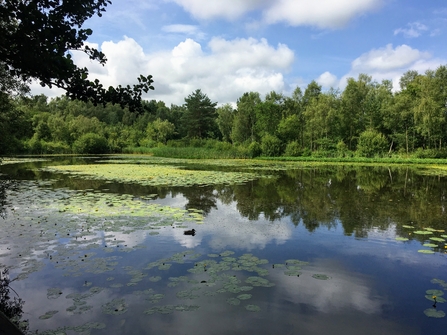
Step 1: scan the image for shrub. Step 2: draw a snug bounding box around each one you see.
[284,141,302,157]
[248,141,262,158]
[356,129,388,158]
[72,133,109,154]
[261,135,283,157]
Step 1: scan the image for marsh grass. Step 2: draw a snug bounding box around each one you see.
[124,146,251,159]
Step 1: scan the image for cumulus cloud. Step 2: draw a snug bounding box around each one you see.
[351,44,431,72]
[394,22,428,38]
[340,44,445,90]
[68,36,294,105]
[263,0,382,29]
[316,71,338,88]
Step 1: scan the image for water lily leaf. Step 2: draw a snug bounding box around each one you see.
[237,294,252,300]
[38,310,59,320]
[245,304,261,312]
[418,249,435,254]
[424,308,445,318]
[101,298,127,315]
[312,274,331,280]
[402,225,415,229]
[429,237,446,242]
[425,295,446,303]
[47,288,63,299]
[227,298,240,306]
[414,231,433,235]
[423,243,438,248]
[395,237,409,241]
[426,289,444,296]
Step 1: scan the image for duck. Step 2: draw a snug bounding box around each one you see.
[184,229,196,236]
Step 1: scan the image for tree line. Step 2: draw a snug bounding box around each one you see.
[1,66,447,158]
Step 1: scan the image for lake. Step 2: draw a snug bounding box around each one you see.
[0,156,446,335]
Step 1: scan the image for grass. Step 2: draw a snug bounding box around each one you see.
[123,146,251,159]
[123,145,447,168]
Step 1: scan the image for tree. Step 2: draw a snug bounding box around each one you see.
[216,103,234,143]
[231,92,261,143]
[182,89,217,139]
[340,74,373,149]
[146,118,175,144]
[0,0,153,112]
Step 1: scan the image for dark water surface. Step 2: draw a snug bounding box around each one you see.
[0,157,446,335]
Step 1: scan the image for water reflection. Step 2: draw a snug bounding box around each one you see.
[1,159,447,334]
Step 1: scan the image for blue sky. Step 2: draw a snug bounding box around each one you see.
[32,0,447,106]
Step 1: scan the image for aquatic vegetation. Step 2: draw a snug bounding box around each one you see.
[413,230,433,235]
[395,237,409,241]
[38,310,58,320]
[312,274,331,280]
[101,298,127,315]
[41,163,261,187]
[245,304,261,312]
[424,308,446,318]
[418,250,435,254]
[423,243,438,248]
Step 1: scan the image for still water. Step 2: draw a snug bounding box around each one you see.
[0,156,446,335]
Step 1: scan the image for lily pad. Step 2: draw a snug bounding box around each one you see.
[227,298,241,306]
[312,274,331,280]
[245,304,261,312]
[395,237,409,241]
[418,249,435,254]
[425,295,446,303]
[38,310,59,320]
[414,231,433,235]
[429,237,446,242]
[424,308,445,318]
[423,243,438,248]
[402,225,415,229]
[101,298,127,315]
[426,289,444,296]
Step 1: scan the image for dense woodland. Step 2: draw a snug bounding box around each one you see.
[2,66,447,159]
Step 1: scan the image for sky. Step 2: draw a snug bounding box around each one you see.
[31,0,447,106]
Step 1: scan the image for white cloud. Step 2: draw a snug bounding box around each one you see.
[316,71,338,88]
[340,44,445,91]
[67,36,294,105]
[351,44,430,72]
[167,0,267,20]
[394,22,428,38]
[264,0,382,28]
[162,24,206,39]
[168,0,382,29]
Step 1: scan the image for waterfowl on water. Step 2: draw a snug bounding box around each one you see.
[184,229,196,236]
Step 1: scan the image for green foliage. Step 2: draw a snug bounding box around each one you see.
[216,103,234,142]
[0,0,153,111]
[248,141,262,158]
[284,141,302,157]
[277,114,301,143]
[0,268,28,333]
[72,133,109,154]
[146,118,175,144]
[413,148,447,159]
[356,129,388,158]
[182,89,217,139]
[261,134,283,157]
